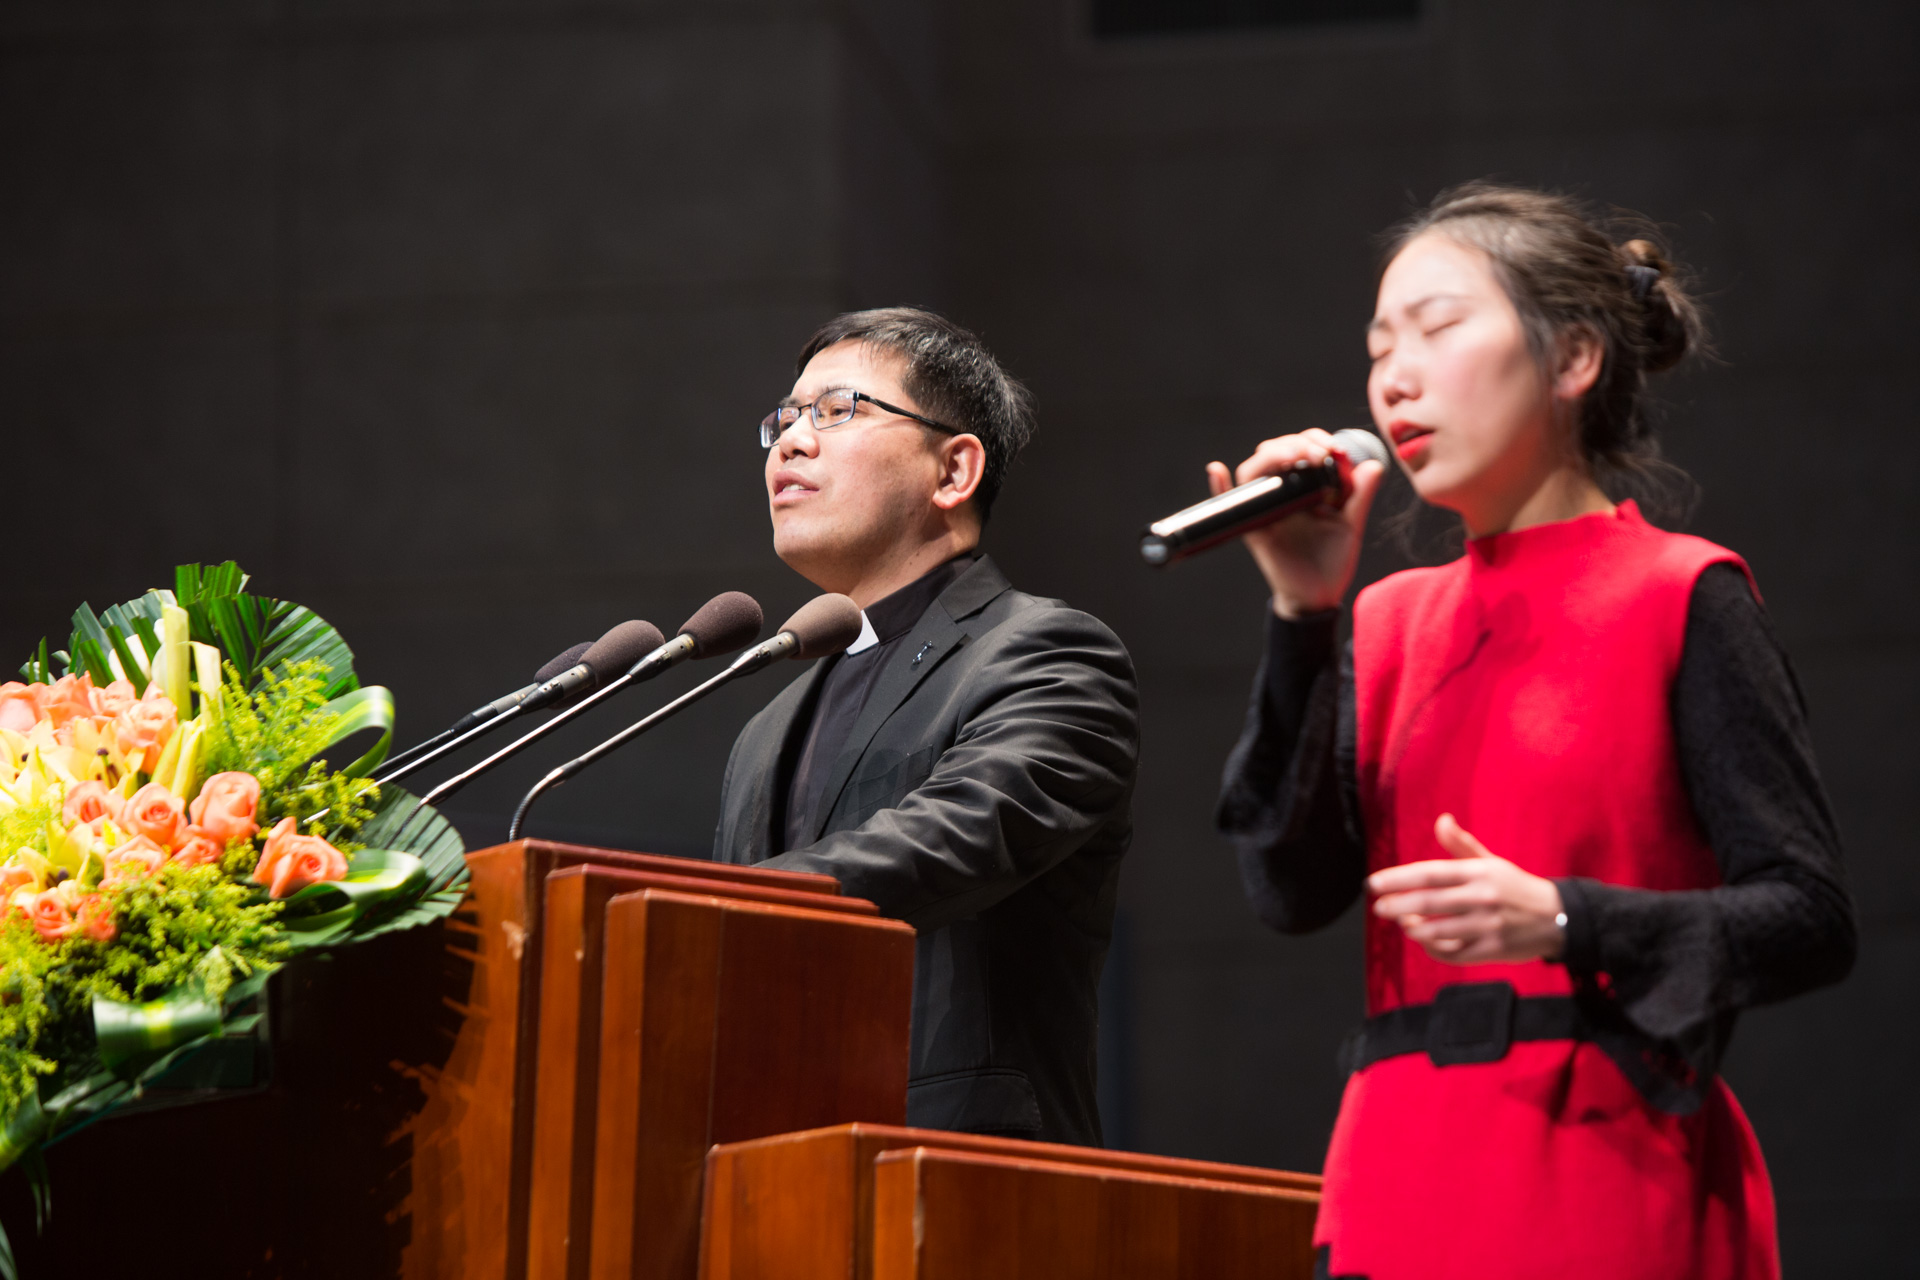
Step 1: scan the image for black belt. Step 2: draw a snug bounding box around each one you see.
[1344,981,1594,1071]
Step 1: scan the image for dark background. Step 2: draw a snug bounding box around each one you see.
[2,0,1913,1269]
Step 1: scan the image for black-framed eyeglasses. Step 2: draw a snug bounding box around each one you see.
[759,388,958,448]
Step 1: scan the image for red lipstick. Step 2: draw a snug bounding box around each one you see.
[1388,421,1433,462]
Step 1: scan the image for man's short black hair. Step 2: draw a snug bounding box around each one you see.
[796,307,1035,520]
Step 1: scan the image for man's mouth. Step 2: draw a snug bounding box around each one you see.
[771,471,819,501]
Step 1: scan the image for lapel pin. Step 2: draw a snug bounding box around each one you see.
[911,641,934,667]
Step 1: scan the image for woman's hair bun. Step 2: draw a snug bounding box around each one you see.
[1619,237,1693,372]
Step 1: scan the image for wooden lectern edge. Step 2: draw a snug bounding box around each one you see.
[703,1121,1322,1194]
[501,837,846,896]
[542,862,882,917]
[608,886,918,935]
[870,1146,1322,1204]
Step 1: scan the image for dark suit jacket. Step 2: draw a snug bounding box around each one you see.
[712,556,1138,1145]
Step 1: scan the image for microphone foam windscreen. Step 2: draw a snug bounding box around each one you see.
[534,641,593,683]
[581,619,666,681]
[1331,427,1389,467]
[779,594,864,660]
[678,591,763,659]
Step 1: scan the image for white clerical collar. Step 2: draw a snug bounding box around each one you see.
[844,611,880,654]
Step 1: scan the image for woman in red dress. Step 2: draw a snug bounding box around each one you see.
[1213,184,1854,1279]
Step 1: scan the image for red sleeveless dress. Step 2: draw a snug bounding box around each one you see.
[1317,503,1778,1279]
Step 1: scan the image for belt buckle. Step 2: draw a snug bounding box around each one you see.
[1427,981,1516,1067]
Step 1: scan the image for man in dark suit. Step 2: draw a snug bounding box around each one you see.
[712,308,1138,1146]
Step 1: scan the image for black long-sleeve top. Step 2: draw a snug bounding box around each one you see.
[1217,563,1856,1111]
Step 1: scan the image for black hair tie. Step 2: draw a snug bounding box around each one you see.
[1626,263,1660,302]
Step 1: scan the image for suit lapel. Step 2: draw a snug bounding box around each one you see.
[806,556,1013,843]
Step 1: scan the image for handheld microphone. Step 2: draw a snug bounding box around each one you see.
[1139,428,1389,566]
[409,593,764,812]
[506,594,861,840]
[376,640,592,777]
[374,619,663,788]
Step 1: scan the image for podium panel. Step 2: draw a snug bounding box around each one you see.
[699,1123,1320,1280]
[587,892,915,1280]
[403,841,847,1280]
[870,1148,1320,1280]
[528,866,880,1280]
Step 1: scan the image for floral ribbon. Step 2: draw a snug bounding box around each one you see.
[279,848,429,951]
[91,993,225,1075]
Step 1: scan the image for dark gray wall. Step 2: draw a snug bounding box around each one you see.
[2,1,1912,1270]
[941,3,1917,1268]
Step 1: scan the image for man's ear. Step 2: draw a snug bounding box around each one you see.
[1554,325,1605,401]
[932,433,987,512]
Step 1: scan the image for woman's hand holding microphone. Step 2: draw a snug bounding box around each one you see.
[1210,432,1565,965]
[1206,429,1386,620]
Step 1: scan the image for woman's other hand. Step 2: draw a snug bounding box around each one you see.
[1368,813,1566,964]
[1206,429,1385,619]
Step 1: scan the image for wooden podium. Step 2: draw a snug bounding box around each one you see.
[701,1124,1322,1280]
[402,841,914,1280]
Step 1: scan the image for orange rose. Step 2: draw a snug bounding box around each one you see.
[123,782,188,850]
[62,779,124,833]
[43,674,98,729]
[253,817,349,900]
[171,826,224,869]
[189,771,261,845]
[114,689,178,774]
[73,894,116,943]
[102,835,169,887]
[93,680,138,718]
[28,887,75,942]
[0,865,34,896]
[0,682,45,735]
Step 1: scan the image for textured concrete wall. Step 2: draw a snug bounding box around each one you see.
[2,1,1912,1270]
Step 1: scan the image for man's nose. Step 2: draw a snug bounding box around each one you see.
[778,421,820,460]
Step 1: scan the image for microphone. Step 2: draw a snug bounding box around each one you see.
[374,619,663,788]
[408,593,764,812]
[520,619,666,714]
[506,594,862,839]
[1139,428,1388,566]
[535,642,596,683]
[376,640,592,777]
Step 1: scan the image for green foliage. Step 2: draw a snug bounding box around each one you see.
[0,798,59,864]
[0,922,58,1119]
[218,838,260,880]
[62,863,286,1009]
[173,562,359,700]
[16,639,54,686]
[66,591,171,693]
[199,661,381,843]
[270,763,380,847]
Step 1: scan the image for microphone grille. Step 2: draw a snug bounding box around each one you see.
[581,619,666,682]
[534,641,593,683]
[678,591,764,659]
[779,594,863,660]
[1332,427,1389,468]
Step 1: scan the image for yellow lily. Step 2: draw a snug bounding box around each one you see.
[160,604,192,715]
[191,642,222,724]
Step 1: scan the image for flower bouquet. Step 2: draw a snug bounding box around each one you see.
[0,563,465,1272]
